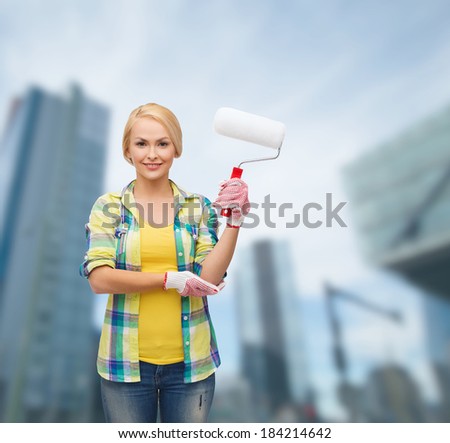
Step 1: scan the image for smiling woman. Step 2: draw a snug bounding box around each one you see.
[79,102,248,423]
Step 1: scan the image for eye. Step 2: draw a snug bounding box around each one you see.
[159,141,169,147]
[136,141,146,147]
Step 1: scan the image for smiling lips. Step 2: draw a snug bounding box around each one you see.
[143,163,162,170]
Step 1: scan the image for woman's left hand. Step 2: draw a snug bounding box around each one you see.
[213,178,249,228]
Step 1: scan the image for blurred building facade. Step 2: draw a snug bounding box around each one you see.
[343,104,450,421]
[363,364,426,422]
[343,105,450,297]
[423,293,450,420]
[235,238,313,422]
[208,375,254,423]
[0,84,109,422]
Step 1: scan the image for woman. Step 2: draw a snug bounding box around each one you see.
[80,103,249,423]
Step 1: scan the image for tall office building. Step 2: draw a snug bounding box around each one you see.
[0,84,109,422]
[343,104,450,421]
[342,105,450,299]
[235,239,311,421]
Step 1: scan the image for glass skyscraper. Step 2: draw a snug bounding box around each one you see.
[235,238,311,421]
[0,84,109,422]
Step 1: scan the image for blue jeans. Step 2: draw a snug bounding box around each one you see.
[100,361,216,423]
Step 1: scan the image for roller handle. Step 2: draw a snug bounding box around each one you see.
[221,167,243,217]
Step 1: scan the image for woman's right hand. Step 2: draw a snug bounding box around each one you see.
[163,271,225,297]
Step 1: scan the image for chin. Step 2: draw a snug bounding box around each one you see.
[138,169,169,180]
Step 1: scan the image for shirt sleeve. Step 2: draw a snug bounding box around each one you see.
[193,196,226,279]
[79,194,121,279]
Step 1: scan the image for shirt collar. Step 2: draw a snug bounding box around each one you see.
[120,179,196,223]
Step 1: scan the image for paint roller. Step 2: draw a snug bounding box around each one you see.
[213,107,286,217]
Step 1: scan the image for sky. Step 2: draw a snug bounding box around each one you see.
[2,0,450,420]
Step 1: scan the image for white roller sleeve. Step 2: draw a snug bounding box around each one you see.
[214,107,286,149]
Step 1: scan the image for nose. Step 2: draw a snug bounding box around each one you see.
[146,145,158,160]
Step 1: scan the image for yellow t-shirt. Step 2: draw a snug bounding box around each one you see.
[138,222,184,364]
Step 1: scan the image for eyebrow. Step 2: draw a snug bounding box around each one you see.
[134,136,170,142]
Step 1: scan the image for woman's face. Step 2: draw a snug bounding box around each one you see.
[126,117,177,183]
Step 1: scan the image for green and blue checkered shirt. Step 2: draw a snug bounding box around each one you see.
[80,179,221,383]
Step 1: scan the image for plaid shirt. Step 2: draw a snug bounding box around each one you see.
[80,179,221,383]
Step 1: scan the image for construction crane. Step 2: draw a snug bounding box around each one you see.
[324,281,402,421]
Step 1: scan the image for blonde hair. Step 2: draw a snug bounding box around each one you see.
[122,103,183,163]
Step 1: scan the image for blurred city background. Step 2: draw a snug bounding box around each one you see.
[1,0,450,423]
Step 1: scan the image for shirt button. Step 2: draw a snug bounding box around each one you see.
[178,252,183,256]
[185,341,190,346]
[176,228,180,232]
[183,316,188,321]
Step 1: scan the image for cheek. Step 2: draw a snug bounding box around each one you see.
[162,149,176,163]
[130,148,146,161]
[127,146,137,157]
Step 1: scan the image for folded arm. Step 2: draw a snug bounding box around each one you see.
[88,266,165,294]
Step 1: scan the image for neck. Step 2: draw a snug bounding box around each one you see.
[133,175,173,201]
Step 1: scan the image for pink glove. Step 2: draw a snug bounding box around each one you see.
[163,271,226,297]
[213,178,250,228]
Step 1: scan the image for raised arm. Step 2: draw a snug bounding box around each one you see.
[199,227,240,285]
[198,178,249,285]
